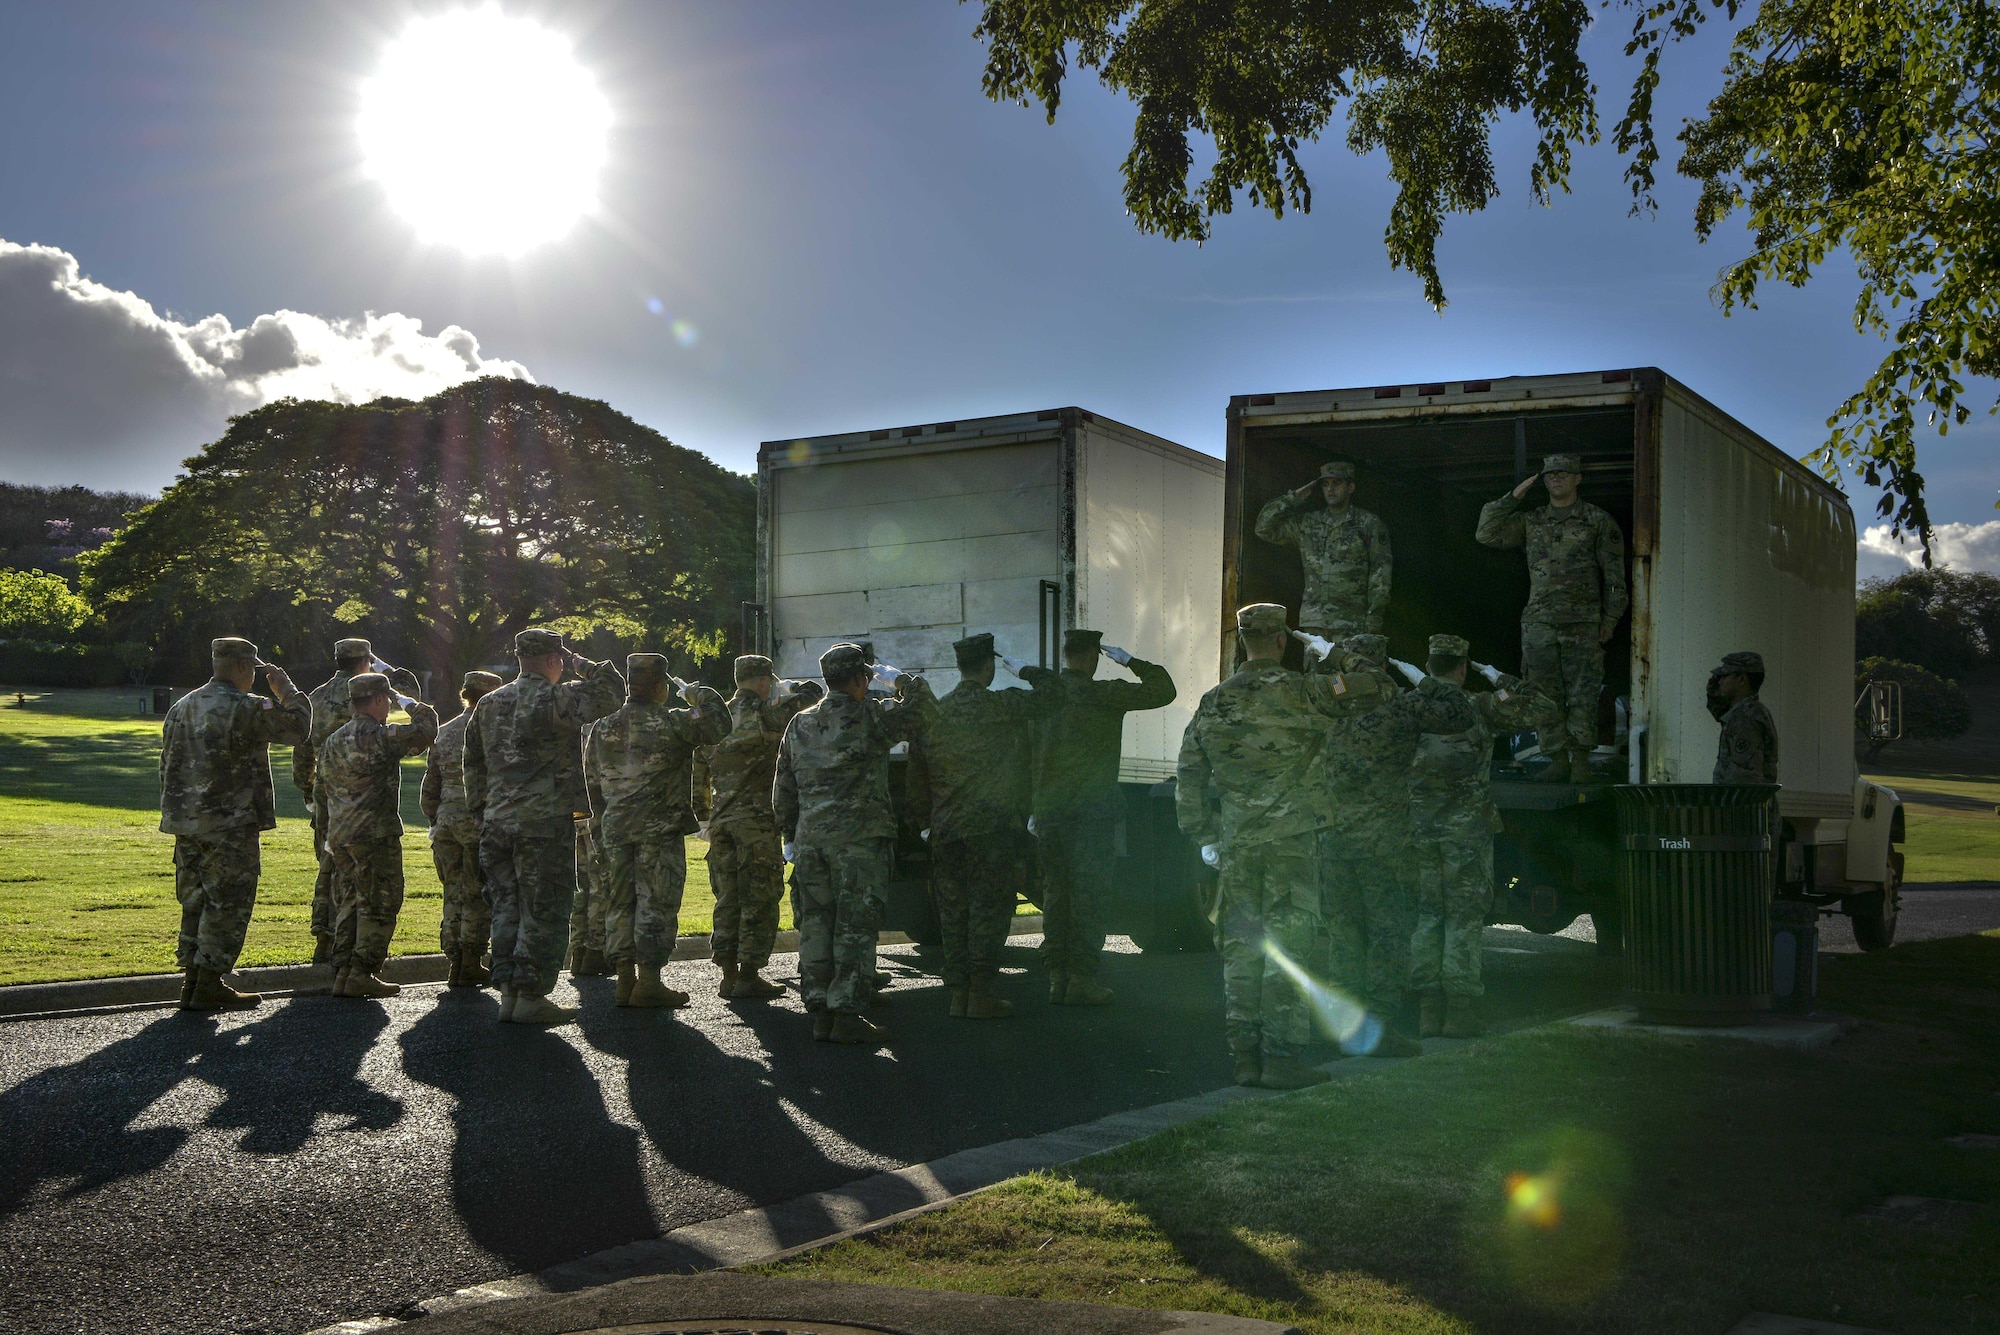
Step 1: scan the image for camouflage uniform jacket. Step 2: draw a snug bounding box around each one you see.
[583,689,730,846]
[462,659,626,831]
[693,683,825,830]
[1253,496,1393,633]
[420,711,476,841]
[1713,695,1779,784]
[1176,659,1392,849]
[292,671,353,801]
[774,681,936,845]
[1323,672,1481,850]
[1409,675,1540,840]
[908,668,1062,842]
[160,678,313,835]
[1475,493,1629,630]
[320,705,439,847]
[1033,658,1177,818]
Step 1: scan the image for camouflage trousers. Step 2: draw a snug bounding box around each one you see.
[1036,801,1116,979]
[932,829,1027,987]
[794,836,890,1015]
[481,816,577,996]
[310,792,334,944]
[429,827,490,957]
[707,817,784,970]
[1317,830,1415,1016]
[605,837,686,968]
[568,820,607,954]
[173,828,262,974]
[1521,619,1603,754]
[1218,832,1323,1063]
[330,838,405,972]
[1410,834,1494,997]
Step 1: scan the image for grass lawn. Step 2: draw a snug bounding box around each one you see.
[0,688,765,986]
[766,931,2000,1334]
[1863,768,2000,884]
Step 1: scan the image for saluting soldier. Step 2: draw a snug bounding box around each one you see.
[318,673,438,999]
[1318,633,1479,1056]
[1709,651,1778,784]
[422,670,502,988]
[1032,629,1176,1006]
[1254,460,1393,639]
[906,633,1062,1020]
[774,643,935,1046]
[462,628,625,1026]
[1407,636,1544,1038]
[1177,604,1394,1090]
[1475,453,1628,783]
[694,655,824,1000]
[583,654,730,1008]
[160,638,310,1011]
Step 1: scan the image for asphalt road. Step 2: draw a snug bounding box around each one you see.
[0,932,1615,1335]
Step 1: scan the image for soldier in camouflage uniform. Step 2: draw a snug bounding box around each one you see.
[319,673,438,999]
[906,633,1061,1020]
[1254,460,1393,639]
[1476,453,1628,783]
[1708,651,1779,783]
[583,654,729,1008]
[567,815,610,978]
[1033,629,1177,1005]
[1178,604,1395,1089]
[160,638,310,1011]
[774,642,935,1046]
[693,655,824,1000]
[463,628,625,1026]
[1317,632,1479,1056]
[1407,635,1544,1038]
[422,670,502,988]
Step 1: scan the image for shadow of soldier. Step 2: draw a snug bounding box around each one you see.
[397,992,655,1274]
[190,995,403,1154]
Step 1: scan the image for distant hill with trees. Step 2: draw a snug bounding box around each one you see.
[0,482,153,576]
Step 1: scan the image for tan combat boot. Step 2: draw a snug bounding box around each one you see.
[179,967,198,1010]
[580,948,609,977]
[965,979,1013,1019]
[511,991,579,1025]
[567,944,588,974]
[345,967,400,999]
[497,987,519,1022]
[1259,1059,1331,1090]
[1442,995,1487,1038]
[810,1007,836,1041]
[1063,977,1114,1007]
[715,961,739,999]
[827,1012,886,1046]
[445,950,464,988]
[615,959,637,1006]
[626,966,690,1009]
[330,966,352,998]
[1233,1053,1262,1087]
[459,946,490,987]
[186,967,260,1012]
[1418,989,1446,1038]
[1535,745,1569,782]
[948,988,968,1018]
[731,970,784,1000]
[1047,972,1069,1004]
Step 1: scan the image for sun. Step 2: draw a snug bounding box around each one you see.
[359,6,610,256]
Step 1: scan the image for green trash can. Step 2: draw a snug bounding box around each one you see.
[1615,784,1780,1026]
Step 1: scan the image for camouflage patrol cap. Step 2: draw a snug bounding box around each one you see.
[1318,460,1356,481]
[1062,628,1102,655]
[1541,453,1582,475]
[953,632,996,669]
[1345,633,1388,663]
[627,653,670,690]
[462,670,502,697]
[1712,650,1765,677]
[1234,603,1289,636]
[734,654,775,684]
[333,637,372,660]
[210,637,260,662]
[1428,633,1470,658]
[515,627,564,656]
[820,642,868,678]
[346,672,391,702]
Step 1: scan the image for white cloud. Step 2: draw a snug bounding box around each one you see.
[0,238,532,490]
[1858,520,2000,582]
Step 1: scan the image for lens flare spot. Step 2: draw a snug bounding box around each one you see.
[1504,1171,1563,1229]
[785,440,812,465]
[645,296,664,316]
[1259,938,1379,1054]
[671,319,698,347]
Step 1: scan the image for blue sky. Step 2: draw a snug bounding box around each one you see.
[1,1,1994,573]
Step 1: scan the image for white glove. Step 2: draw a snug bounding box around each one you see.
[920,827,931,842]
[782,840,796,863]
[998,654,1028,677]
[1027,815,1038,836]
[1290,629,1334,665]
[1390,657,1424,687]
[871,662,904,686]
[1101,645,1133,667]
[695,822,709,841]
[1200,844,1220,868]
[1473,660,1503,685]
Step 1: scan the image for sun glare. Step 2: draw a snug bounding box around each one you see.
[359,6,610,255]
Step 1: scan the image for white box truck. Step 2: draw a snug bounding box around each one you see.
[1225,368,1906,948]
[754,407,1226,945]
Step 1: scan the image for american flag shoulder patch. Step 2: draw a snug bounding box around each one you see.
[1330,675,1347,695]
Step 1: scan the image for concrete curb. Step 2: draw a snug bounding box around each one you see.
[0,917,1046,1022]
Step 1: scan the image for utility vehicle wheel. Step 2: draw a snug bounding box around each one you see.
[1849,852,1903,952]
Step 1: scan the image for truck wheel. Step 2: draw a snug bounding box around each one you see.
[1848,852,1903,952]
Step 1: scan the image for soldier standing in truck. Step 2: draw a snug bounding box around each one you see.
[1253,460,1393,640]
[1475,453,1627,783]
